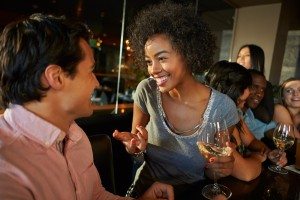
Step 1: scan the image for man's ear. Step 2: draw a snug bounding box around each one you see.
[42,65,64,90]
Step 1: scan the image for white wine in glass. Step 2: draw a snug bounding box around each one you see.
[268,123,295,174]
[197,119,232,200]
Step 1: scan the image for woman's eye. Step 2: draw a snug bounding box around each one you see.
[145,60,152,66]
[285,89,293,94]
[158,57,166,61]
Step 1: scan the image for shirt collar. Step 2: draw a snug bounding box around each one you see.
[4,104,82,148]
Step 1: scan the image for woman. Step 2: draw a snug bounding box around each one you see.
[205,60,286,182]
[266,78,300,165]
[113,2,239,197]
[278,78,300,136]
[237,44,274,123]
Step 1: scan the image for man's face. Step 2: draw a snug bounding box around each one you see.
[61,39,100,118]
[246,74,266,109]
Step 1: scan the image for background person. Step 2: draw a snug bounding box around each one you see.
[205,60,286,182]
[243,70,276,140]
[0,13,174,200]
[277,78,300,135]
[243,69,293,166]
[273,78,300,165]
[113,1,238,198]
[237,44,274,124]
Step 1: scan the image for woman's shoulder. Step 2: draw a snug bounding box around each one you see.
[211,88,236,105]
[274,104,290,114]
[273,103,293,124]
[136,78,157,93]
[208,88,239,124]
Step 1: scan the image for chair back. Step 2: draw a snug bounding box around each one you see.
[89,134,116,193]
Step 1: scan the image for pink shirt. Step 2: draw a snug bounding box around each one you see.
[0,105,132,200]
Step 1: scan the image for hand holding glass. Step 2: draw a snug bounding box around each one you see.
[197,120,232,199]
[268,123,295,174]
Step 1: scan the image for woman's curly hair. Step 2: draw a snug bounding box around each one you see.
[127,1,216,74]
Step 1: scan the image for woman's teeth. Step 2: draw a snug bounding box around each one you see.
[155,76,168,85]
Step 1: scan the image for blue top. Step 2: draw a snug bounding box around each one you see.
[243,108,276,140]
[133,78,239,186]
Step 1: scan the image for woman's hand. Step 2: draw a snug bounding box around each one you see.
[205,154,235,179]
[205,143,235,180]
[251,151,267,163]
[113,125,148,154]
[268,149,287,167]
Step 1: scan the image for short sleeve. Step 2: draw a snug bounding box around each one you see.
[211,90,239,128]
[223,96,239,128]
[133,79,152,115]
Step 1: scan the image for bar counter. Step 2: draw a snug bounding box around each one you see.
[176,166,300,200]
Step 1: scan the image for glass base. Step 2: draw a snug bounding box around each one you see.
[268,165,288,174]
[202,183,232,200]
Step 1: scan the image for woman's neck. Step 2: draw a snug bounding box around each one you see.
[167,78,207,104]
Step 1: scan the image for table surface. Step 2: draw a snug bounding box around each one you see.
[176,166,300,200]
[221,167,300,200]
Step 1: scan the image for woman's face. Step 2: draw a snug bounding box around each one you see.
[282,80,300,109]
[237,47,252,69]
[237,88,250,109]
[144,34,189,93]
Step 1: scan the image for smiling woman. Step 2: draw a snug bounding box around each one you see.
[278,78,300,134]
[112,1,239,198]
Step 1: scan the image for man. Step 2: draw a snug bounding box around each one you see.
[0,13,173,200]
[243,69,276,140]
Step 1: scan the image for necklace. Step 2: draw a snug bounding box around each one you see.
[157,88,203,135]
[163,116,202,135]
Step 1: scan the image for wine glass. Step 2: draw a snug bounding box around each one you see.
[268,123,295,174]
[197,119,232,200]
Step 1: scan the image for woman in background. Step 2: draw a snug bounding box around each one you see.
[205,60,287,182]
[278,78,300,136]
[265,77,300,165]
[237,44,274,124]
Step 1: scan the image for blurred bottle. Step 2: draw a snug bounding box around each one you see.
[296,139,300,170]
[295,139,300,170]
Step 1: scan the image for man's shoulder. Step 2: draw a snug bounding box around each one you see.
[0,116,20,148]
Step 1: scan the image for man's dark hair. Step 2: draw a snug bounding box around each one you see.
[128,1,216,74]
[0,13,92,108]
[248,69,265,79]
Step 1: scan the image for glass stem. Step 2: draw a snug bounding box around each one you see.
[213,172,221,193]
[276,150,283,170]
